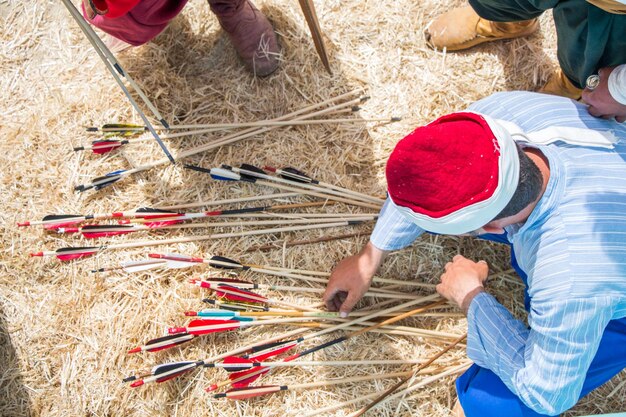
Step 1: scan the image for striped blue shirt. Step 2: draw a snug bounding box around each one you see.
[370,92,626,415]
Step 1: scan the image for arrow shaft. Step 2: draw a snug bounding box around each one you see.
[79,91,364,190]
[59,0,174,162]
[136,327,309,385]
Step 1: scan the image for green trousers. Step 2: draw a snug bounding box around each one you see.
[468,0,626,88]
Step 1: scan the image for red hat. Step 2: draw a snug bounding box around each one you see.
[89,0,142,18]
[386,112,520,234]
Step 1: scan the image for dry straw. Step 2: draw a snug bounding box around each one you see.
[1,1,623,417]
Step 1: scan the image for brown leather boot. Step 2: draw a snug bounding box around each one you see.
[538,68,583,99]
[209,0,280,77]
[424,6,538,51]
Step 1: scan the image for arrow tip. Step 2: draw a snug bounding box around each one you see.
[122,375,137,383]
[184,311,197,316]
[205,384,219,392]
[17,221,30,227]
[30,252,44,257]
[127,347,142,354]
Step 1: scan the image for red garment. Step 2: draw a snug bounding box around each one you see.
[386,112,501,218]
[82,0,188,46]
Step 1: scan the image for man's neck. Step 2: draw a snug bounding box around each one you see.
[520,147,551,218]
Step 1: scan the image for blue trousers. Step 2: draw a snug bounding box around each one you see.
[456,233,626,417]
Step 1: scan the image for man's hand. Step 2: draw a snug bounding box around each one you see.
[582,66,626,123]
[323,242,387,317]
[436,255,489,314]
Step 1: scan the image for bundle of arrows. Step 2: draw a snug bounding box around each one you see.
[22,165,383,260]
[122,294,469,410]
[72,90,401,193]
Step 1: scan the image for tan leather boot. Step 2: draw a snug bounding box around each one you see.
[425,6,538,51]
[209,0,280,77]
[538,68,583,99]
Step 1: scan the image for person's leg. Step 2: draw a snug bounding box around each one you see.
[82,0,188,46]
[208,0,280,77]
[455,317,626,417]
[547,0,626,93]
[423,0,555,52]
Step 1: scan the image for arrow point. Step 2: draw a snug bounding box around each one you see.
[205,384,219,392]
[30,252,43,257]
[127,347,142,354]
[17,221,30,227]
[184,311,197,316]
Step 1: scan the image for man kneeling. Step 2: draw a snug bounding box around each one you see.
[323,91,626,416]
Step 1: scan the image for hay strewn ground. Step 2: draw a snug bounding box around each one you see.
[1,1,624,416]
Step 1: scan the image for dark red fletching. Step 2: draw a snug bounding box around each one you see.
[225,385,280,400]
[230,367,269,387]
[248,341,297,361]
[92,140,122,154]
[146,334,193,352]
[186,319,240,335]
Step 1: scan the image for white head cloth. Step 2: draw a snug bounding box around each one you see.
[389,112,618,235]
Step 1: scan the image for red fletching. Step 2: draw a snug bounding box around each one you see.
[224,385,281,400]
[43,220,83,230]
[180,319,240,335]
[142,220,183,228]
[92,140,122,154]
[230,367,270,387]
[57,251,98,261]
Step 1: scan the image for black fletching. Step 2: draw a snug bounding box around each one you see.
[42,214,83,222]
[209,255,243,269]
[239,164,265,175]
[135,207,178,214]
[57,246,99,254]
[280,167,317,184]
[248,340,294,354]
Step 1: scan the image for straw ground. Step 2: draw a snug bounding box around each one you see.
[1,1,624,416]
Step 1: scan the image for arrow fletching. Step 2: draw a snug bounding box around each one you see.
[245,339,298,361]
[55,246,100,261]
[128,333,195,354]
[81,224,136,238]
[170,319,241,336]
[216,285,268,304]
[209,167,241,182]
[229,366,270,388]
[208,255,244,270]
[203,298,269,312]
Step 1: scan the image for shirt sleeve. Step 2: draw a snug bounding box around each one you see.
[369,198,424,251]
[466,292,615,415]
